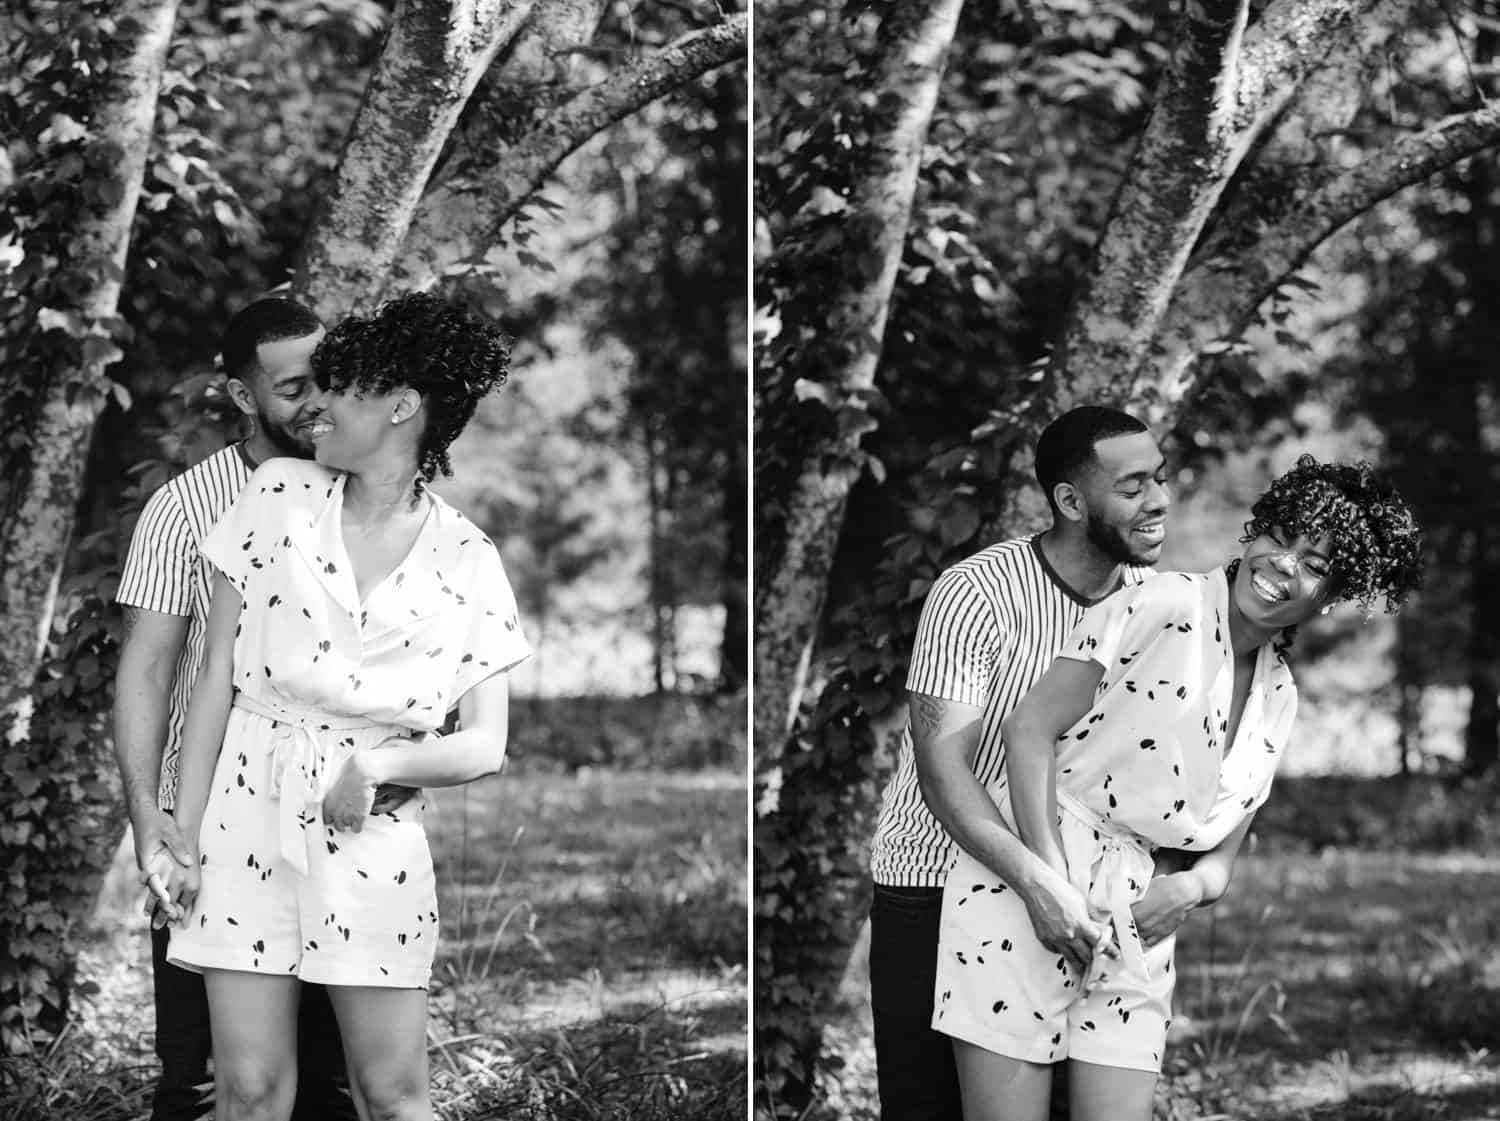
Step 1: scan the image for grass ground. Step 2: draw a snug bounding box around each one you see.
[811,846,1500,1121]
[9,767,746,1121]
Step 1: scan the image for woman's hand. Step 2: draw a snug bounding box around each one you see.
[1130,870,1205,947]
[322,748,380,832]
[143,832,201,928]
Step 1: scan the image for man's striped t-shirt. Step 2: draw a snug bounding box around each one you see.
[869,535,1150,887]
[116,443,257,811]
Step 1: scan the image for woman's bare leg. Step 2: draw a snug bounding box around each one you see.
[952,1039,1053,1121]
[326,986,431,1121]
[203,970,301,1121]
[1068,1059,1157,1121]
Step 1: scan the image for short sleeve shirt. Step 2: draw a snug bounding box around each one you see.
[116,445,256,809]
[201,458,531,728]
[1047,568,1298,850]
[869,536,1152,886]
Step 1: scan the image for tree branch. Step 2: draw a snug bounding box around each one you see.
[1145,100,1500,405]
[473,15,746,230]
[1233,0,1370,142]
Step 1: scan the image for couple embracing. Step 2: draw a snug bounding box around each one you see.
[869,407,1424,1121]
[114,292,529,1121]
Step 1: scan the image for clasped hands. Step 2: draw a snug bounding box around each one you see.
[1021,865,1202,976]
[139,744,417,927]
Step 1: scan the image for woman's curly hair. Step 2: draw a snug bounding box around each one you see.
[1239,454,1424,613]
[312,292,511,486]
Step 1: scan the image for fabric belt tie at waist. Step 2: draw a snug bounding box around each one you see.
[1056,790,1154,989]
[231,692,391,876]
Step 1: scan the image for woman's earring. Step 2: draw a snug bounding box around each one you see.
[391,412,400,425]
[1320,605,1333,616]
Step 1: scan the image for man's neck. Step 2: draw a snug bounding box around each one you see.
[241,431,298,468]
[1036,526,1124,603]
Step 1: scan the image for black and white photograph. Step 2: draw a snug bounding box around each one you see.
[0,2,747,1119]
[754,2,1500,1120]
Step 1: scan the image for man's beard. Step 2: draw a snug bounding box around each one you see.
[1085,510,1157,567]
[259,415,314,459]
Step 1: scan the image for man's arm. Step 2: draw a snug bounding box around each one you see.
[112,605,193,875]
[911,688,1106,973]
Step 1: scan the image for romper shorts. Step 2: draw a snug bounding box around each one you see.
[932,792,1176,1073]
[167,696,439,988]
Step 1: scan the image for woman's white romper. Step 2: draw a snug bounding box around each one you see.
[167,458,531,988]
[932,569,1297,1071]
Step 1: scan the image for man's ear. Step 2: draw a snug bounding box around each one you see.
[225,377,257,418]
[1052,480,1086,524]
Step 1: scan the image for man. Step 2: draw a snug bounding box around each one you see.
[866,406,1171,1121]
[114,297,368,1121]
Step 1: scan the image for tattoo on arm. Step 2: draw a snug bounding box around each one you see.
[910,694,951,742]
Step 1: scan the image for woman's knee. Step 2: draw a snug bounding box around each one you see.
[350,1065,430,1121]
[216,1062,296,1121]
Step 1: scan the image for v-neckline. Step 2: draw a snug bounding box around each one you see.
[330,474,438,611]
[1212,567,1268,765]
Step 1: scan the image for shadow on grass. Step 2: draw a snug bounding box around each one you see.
[1247,1082,1500,1121]
[430,995,746,1121]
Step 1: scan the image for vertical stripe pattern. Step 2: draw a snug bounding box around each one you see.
[869,536,1149,887]
[117,445,253,811]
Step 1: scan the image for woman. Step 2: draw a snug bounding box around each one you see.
[156,292,529,1121]
[931,456,1423,1121]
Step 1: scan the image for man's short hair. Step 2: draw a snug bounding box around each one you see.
[1034,405,1149,514]
[220,297,323,382]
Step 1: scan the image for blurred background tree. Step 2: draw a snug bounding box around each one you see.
[0,0,745,1054]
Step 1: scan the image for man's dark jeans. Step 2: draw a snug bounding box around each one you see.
[149,926,358,1121]
[869,883,964,1121]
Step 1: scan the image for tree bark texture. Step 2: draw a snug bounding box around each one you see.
[293,0,539,319]
[0,0,178,732]
[753,0,966,764]
[395,14,748,290]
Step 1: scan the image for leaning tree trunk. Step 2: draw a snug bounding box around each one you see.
[753,0,966,767]
[293,0,538,319]
[296,0,746,317]
[752,3,966,1115]
[0,0,180,1051]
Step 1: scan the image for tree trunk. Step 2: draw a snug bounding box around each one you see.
[715,72,748,695]
[1046,0,1249,399]
[1467,520,1500,774]
[0,0,178,735]
[293,0,539,319]
[0,0,180,1051]
[753,0,966,763]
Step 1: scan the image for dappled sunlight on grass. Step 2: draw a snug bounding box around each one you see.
[808,847,1500,1120]
[29,766,745,1121]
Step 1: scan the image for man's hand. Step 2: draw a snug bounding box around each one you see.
[370,783,418,816]
[1020,872,1111,975]
[1131,870,1204,948]
[323,752,378,833]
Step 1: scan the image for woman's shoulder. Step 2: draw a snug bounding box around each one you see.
[1113,568,1212,618]
[427,493,506,569]
[243,456,336,495]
